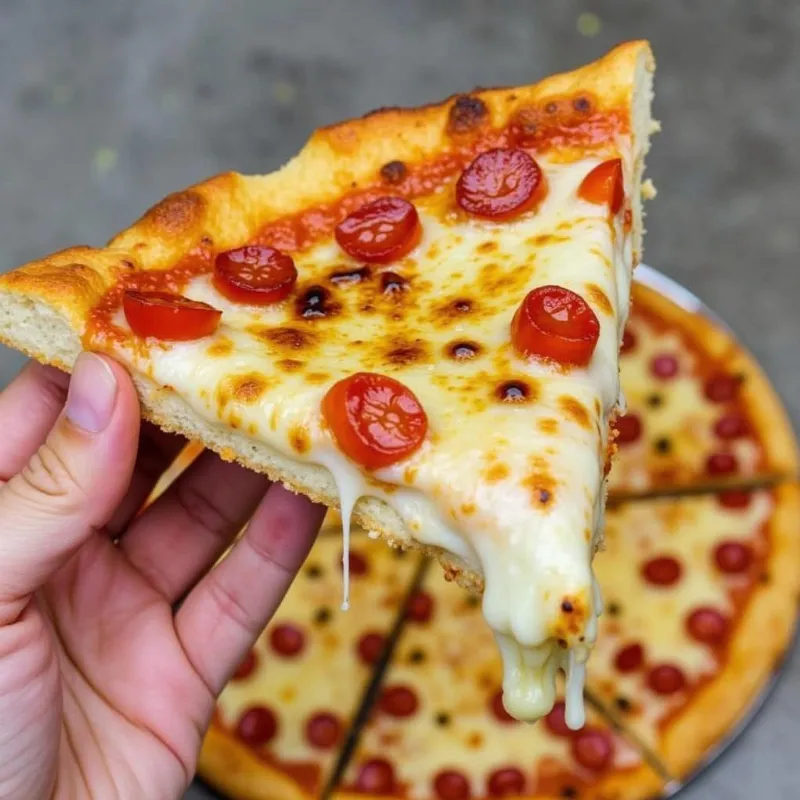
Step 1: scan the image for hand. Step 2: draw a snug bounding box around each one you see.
[0,353,326,800]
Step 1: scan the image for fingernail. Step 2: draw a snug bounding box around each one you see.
[65,353,118,433]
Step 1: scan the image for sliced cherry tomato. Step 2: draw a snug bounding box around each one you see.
[122,290,221,341]
[511,285,600,366]
[321,373,428,470]
[456,148,545,220]
[334,197,421,263]
[578,158,624,214]
[213,245,297,305]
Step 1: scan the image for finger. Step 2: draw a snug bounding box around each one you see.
[119,452,272,602]
[0,361,70,481]
[175,484,326,695]
[0,352,140,625]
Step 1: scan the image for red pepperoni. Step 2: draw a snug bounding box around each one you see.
[407,591,434,623]
[570,727,614,771]
[714,414,749,440]
[335,196,421,264]
[705,374,740,403]
[614,643,645,673]
[714,541,754,574]
[232,649,258,681]
[641,556,683,587]
[686,607,729,645]
[650,354,679,379]
[122,290,221,341]
[717,489,752,509]
[357,632,386,665]
[647,664,687,696]
[490,690,516,724]
[380,685,419,718]
[269,623,305,657]
[356,759,396,793]
[544,701,571,737]
[456,148,545,220]
[341,549,369,577]
[236,706,278,747]
[487,767,526,797]
[706,452,739,475]
[305,711,342,749]
[614,413,642,445]
[213,245,298,305]
[433,769,472,800]
[620,328,636,354]
[578,159,624,214]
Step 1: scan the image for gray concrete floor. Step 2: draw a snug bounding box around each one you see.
[0,1,798,798]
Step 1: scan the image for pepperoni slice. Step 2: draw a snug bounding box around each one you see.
[213,245,298,305]
[334,196,421,264]
[340,549,369,577]
[544,701,571,737]
[321,373,428,470]
[232,649,258,681]
[305,711,342,749]
[236,705,278,747]
[456,148,545,220]
[686,607,729,645]
[407,590,434,623]
[357,632,386,665]
[433,769,472,800]
[490,690,516,724]
[714,541,754,574]
[714,414,749,440]
[578,159,624,215]
[571,727,614,771]
[614,413,642,445]
[614,643,645,673]
[122,290,221,341]
[620,328,637,354]
[706,452,739,475]
[356,759,396,793]
[641,556,682,587]
[705,373,740,403]
[380,685,419,717]
[650,354,679,379]
[511,285,600,366]
[647,664,687,696]
[717,489,752,509]
[269,623,305,657]
[487,767,526,797]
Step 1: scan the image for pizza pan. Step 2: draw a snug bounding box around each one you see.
[189,266,800,800]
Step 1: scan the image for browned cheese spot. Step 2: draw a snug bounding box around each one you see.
[289,425,311,454]
[384,338,431,367]
[495,379,533,403]
[522,457,557,510]
[329,266,371,286]
[552,595,588,637]
[381,271,409,295]
[306,371,331,385]
[430,296,478,328]
[446,340,482,361]
[461,502,477,516]
[537,417,559,435]
[527,233,569,247]
[207,338,234,358]
[143,190,205,235]
[403,466,418,484]
[296,285,341,319]
[484,462,510,484]
[276,358,305,373]
[476,240,498,254]
[380,160,407,184]
[558,395,592,430]
[231,373,268,404]
[255,325,317,351]
[479,261,532,296]
[586,283,613,317]
[447,94,489,134]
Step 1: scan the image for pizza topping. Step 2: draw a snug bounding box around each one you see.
[705,373,741,403]
[714,414,749,439]
[236,706,278,747]
[380,685,419,717]
[496,380,532,403]
[641,556,682,587]
[356,759,396,793]
[448,94,489,134]
[717,489,752,509]
[490,689,516,724]
[305,711,342,749]
[232,649,257,681]
[329,265,372,286]
[380,159,407,184]
[650,353,679,379]
[647,664,687,696]
[321,373,428,469]
[269,623,306,657]
[620,328,636,354]
[122,290,221,341]
[577,159,624,215]
[571,727,614,771]
[456,148,545,220]
[433,769,472,800]
[407,590,434,623]
[614,413,642,445]
[706,452,739,475]
[714,541,754,574]
[381,271,410,294]
[448,340,482,360]
[544,701,572,737]
[341,549,369,577]
[357,632,386,665]
[686,607,729,645]
[213,245,298,305]
[334,196,421,264]
[487,767,526,797]
[297,285,338,319]
[614,642,645,673]
[511,285,600,366]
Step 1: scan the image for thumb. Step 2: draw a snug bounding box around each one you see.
[0,352,140,623]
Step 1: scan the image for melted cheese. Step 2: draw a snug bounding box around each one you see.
[109,150,636,727]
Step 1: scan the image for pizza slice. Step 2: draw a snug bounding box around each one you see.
[587,484,800,781]
[335,567,666,800]
[0,41,656,725]
[609,281,798,497]
[197,531,422,800]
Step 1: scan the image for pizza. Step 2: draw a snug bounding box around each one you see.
[197,531,423,800]
[0,41,657,725]
[609,282,798,498]
[587,483,800,782]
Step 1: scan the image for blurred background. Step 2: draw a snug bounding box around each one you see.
[0,1,798,797]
